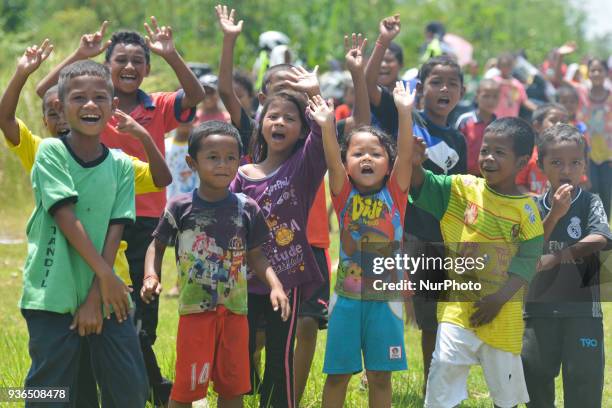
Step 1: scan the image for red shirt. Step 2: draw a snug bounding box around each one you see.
[306,182,330,249]
[516,147,548,195]
[102,90,195,217]
[455,110,496,176]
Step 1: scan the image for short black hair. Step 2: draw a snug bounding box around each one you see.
[485,117,534,158]
[418,55,463,85]
[587,57,609,72]
[42,85,59,114]
[342,125,396,168]
[188,121,242,159]
[233,71,254,97]
[261,63,294,94]
[58,60,113,102]
[531,103,568,125]
[538,123,587,161]
[105,31,150,64]
[425,21,446,37]
[497,52,515,66]
[387,42,404,66]
[556,84,579,101]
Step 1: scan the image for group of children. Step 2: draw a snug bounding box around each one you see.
[1,5,609,408]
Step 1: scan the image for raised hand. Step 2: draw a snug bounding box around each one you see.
[379,14,401,44]
[413,137,428,165]
[76,21,111,59]
[550,184,573,219]
[307,95,334,127]
[557,41,577,56]
[16,39,53,76]
[393,80,416,111]
[114,109,149,140]
[344,33,367,73]
[278,65,320,97]
[215,4,243,38]
[144,16,176,58]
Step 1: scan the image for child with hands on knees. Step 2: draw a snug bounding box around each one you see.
[142,121,289,408]
[314,82,415,408]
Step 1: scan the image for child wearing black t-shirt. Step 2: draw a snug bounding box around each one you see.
[523,123,610,408]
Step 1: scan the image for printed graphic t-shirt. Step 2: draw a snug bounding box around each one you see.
[154,191,269,315]
[332,174,407,299]
[413,170,543,354]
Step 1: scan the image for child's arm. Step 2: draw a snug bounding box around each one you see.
[392,81,416,192]
[364,15,400,107]
[70,223,124,336]
[53,204,131,322]
[113,109,172,188]
[342,33,370,134]
[470,274,526,327]
[0,40,53,145]
[247,246,290,321]
[409,139,429,190]
[144,17,205,109]
[542,184,573,241]
[308,95,345,196]
[36,22,109,98]
[215,4,244,127]
[142,239,165,304]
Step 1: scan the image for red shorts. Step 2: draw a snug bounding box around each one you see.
[170,306,250,402]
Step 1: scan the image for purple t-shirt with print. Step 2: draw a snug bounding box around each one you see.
[230,117,327,297]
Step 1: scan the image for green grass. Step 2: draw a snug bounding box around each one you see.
[1,239,611,407]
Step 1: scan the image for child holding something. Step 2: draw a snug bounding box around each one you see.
[523,124,610,408]
[410,117,544,408]
[315,81,415,408]
[20,59,148,406]
[142,121,289,408]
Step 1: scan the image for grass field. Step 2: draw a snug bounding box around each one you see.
[0,236,610,407]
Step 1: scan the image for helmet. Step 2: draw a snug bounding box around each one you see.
[258,31,289,51]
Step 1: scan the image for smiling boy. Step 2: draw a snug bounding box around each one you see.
[21,60,147,407]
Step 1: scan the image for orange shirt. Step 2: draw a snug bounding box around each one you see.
[102,90,195,217]
[516,147,548,195]
[306,182,330,249]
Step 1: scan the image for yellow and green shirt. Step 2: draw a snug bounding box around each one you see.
[413,170,543,354]
[5,119,163,285]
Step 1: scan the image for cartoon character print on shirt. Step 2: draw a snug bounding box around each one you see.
[339,193,399,295]
[177,202,248,311]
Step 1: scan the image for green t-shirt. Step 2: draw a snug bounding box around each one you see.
[20,137,135,314]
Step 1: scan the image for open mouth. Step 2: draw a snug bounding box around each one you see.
[119,73,137,82]
[271,132,286,141]
[437,97,450,107]
[80,114,101,123]
[559,178,572,185]
[57,128,70,136]
[360,164,374,174]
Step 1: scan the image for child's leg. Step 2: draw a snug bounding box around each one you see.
[124,218,171,403]
[22,310,81,407]
[561,317,604,408]
[362,301,406,408]
[217,396,243,408]
[424,323,475,408]
[247,293,268,395]
[365,371,392,408]
[295,246,330,405]
[260,287,300,408]
[75,340,100,408]
[321,374,352,408]
[479,336,529,408]
[521,318,562,407]
[88,315,148,408]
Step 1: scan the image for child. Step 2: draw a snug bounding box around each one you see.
[455,78,500,176]
[233,71,256,118]
[557,84,589,135]
[17,58,148,406]
[166,117,199,200]
[194,74,231,124]
[515,103,568,195]
[142,120,289,408]
[216,6,370,406]
[493,52,537,118]
[315,81,414,408]
[579,58,612,217]
[522,123,609,408]
[411,117,544,408]
[36,20,205,404]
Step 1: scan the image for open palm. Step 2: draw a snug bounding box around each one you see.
[215,4,243,37]
[144,16,175,57]
[17,39,53,76]
[344,33,367,72]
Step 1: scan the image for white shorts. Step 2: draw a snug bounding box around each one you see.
[424,323,529,408]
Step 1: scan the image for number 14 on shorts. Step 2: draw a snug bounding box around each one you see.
[191,362,211,391]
